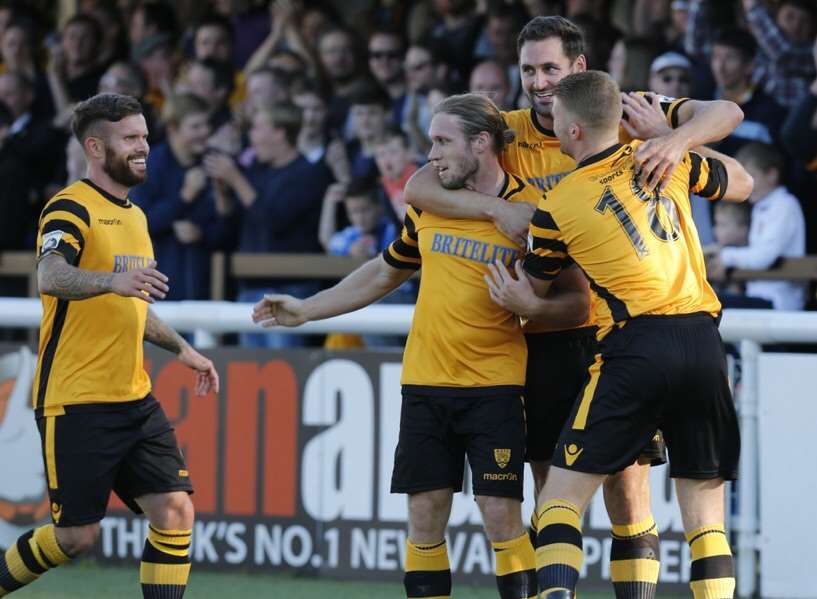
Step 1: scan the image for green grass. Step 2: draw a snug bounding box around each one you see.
[11,560,688,598]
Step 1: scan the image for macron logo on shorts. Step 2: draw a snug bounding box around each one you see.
[563,443,583,466]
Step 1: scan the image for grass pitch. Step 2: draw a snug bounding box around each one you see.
[12,560,688,598]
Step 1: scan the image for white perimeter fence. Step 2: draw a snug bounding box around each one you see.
[2,298,817,598]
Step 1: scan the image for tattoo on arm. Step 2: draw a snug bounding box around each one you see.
[144,309,188,354]
[38,254,113,300]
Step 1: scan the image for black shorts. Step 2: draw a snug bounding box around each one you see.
[37,395,193,528]
[525,328,667,466]
[552,313,740,480]
[391,388,526,501]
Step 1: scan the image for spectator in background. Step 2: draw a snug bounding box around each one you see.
[469,59,512,110]
[207,0,271,68]
[130,93,235,301]
[192,13,248,110]
[318,26,361,134]
[1,19,54,118]
[185,57,234,129]
[707,201,761,305]
[243,0,313,79]
[64,134,86,184]
[0,99,30,250]
[374,127,418,221]
[319,178,396,258]
[648,51,692,99]
[474,3,522,102]
[132,31,175,112]
[128,0,177,50]
[709,28,786,157]
[402,42,446,154]
[0,70,65,234]
[571,13,619,72]
[781,36,817,171]
[204,102,333,348]
[47,14,106,124]
[345,80,390,182]
[742,0,816,108]
[87,3,128,67]
[367,26,407,124]
[293,81,330,164]
[607,35,656,92]
[243,66,290,120]
[427,0,482,85]
[707,142,807,310]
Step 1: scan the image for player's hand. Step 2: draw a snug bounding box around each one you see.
[178,346,220,395]
[110,260,169,303]
[493,202,534,247]
[633,130,688,193]
[484,260,537,317]
[621,92,672,141]
[252,294,308,327]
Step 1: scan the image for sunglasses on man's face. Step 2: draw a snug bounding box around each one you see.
[370,50,402,61]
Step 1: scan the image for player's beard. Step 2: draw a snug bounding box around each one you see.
[103,146,147,187]
[439,152,479,190]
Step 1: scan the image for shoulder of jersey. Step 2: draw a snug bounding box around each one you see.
[502,108,532,131]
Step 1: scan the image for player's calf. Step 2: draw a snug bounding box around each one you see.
[137,492,195,599]
[404,489,453,599]
[476,496,536,599]
[604,464,660,599]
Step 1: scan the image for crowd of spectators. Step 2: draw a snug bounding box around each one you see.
[0,0,815,327]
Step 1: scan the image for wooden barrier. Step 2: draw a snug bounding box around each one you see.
[1,251,815,301]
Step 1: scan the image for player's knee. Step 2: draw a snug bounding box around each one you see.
[529,460,551,497]
[55,523,101,556]
[152,492,195,531]
[476,496,522,542]
[408,492,449,541]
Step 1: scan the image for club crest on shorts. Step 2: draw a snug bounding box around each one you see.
[494,448,511,469]
[563,443,583,466]
[50,501,62,524]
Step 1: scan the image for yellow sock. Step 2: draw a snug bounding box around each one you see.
[610,515,660,598]
[140,525,192,599]
[535,499,583,594]
[686,524,735,599]
[404,539,451,598]
[0,524,70,596]
[493,532,536,599]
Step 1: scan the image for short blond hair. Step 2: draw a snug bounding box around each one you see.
[553,70,622,133]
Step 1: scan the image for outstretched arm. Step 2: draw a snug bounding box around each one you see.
[252,256,415,327]
[404,164,533,245]
[691,146,754,202]
[145,309,219,395]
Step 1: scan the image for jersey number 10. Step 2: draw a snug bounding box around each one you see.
[594,185,681,259]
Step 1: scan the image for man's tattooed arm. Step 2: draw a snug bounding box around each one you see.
[37,253,114,300]
[144,308,188,354]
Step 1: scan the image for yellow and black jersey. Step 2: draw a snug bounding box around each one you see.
[500,96,688,191]
[500,96,688,333]
[33,179,153,415]
[501,108,576,194]
[523,141,725,340]
[618,94,691,143]
[383,173,541,393]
